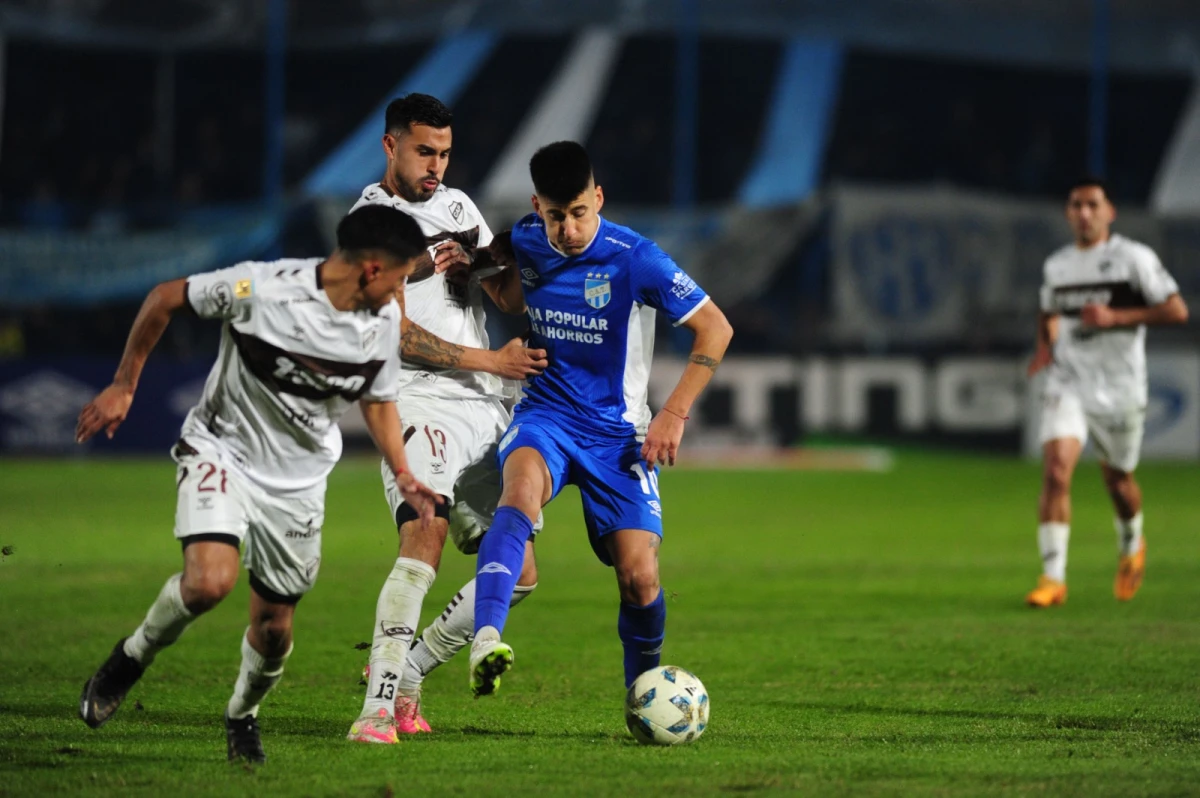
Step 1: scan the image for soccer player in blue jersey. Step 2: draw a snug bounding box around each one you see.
[462,141,733,696]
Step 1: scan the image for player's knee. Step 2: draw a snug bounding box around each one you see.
[500,474,543,517]
[616,564,660,606]
[1042,461,1072,495]
[1102,467,1135,495]
[397,502,450,565]
[180,568,236,614]
[253,615,293,657]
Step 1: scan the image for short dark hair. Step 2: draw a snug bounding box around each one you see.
[385,93,453,135]
[529,141,594,205]
[336,204,426,264]
[1068,175,1111,201]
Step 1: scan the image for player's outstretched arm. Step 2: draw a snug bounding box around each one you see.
[1080,293,1189,330]
[1028,312,1058,377]
[359,399,443,524]
[75,277,188,443]
[399,316,547,380]
[641,300,734,467]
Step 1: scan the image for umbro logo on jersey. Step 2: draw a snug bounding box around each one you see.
[449,201,464,223]
[479,562,513,576]
[1099,260,1112,272]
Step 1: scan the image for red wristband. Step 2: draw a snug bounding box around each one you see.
[662,408,690,421]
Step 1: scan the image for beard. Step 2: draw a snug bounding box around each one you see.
[396,175,437,203]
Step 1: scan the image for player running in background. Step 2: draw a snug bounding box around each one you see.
[347,94,545,742]
[464,141,733,696]
[1026,177,1188,608]
[76,205,440,763]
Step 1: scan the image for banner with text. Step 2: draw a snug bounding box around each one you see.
[3,354,1196,460]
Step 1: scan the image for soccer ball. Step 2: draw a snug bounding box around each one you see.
[624,665,709,745]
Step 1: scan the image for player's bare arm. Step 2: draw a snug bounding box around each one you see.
[480,231,527,314]
[1080,293,1189,329]
[641,300,734,467]
[1028,312,1059,377]
[76,277,189,443]
[400,315,546,379]
[359,399,442,524]
[480,262,526,315]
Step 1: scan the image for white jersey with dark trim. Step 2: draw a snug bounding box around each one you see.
[1039,233,1179,412]
[351,182,504,402]
[182,258,402,495]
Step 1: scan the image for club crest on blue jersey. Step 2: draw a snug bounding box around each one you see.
[585,273,611,309]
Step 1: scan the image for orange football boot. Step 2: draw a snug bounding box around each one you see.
[1114,537,1146,601]
[1025,575,1067,607]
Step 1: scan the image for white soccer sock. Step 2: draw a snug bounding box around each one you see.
[1038,522,1070,582]
[1115,512,1144,557]
[226,629,291,720]
[123,574,196,667]
[361,557,436,717]
[399,580,536,693]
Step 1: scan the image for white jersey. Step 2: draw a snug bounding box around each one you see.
[182,258,402,495]
[351,182,503,402]
[1040,233,1179,412]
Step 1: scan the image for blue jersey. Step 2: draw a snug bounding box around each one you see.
[511,214,709,437]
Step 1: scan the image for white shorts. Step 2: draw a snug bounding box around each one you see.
[1038,389,1145,473]
[382,396,540,553]
[172,437,324,599]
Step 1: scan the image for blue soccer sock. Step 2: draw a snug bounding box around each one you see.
[618,587,666,687]
[473,506,535,636]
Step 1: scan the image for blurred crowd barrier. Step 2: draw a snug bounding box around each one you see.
[829,185,1200,347]
[2,186,1198,458]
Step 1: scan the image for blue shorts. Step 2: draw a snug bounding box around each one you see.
[497,409,662,565]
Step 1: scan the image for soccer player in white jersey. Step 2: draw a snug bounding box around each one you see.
[1026,177,1188,607]
[346,94,545,742]
[75,205,441,763]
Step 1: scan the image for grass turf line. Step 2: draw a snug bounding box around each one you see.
[1,453,1199,796]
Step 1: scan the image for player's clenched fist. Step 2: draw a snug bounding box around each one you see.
[76,384,134,443]
[487,230,515,270]
[490,337,548,380]
[431,240,472,275]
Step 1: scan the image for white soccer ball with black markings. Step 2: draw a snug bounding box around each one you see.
[624,666,709,745]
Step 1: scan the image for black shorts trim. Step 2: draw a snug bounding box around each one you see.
[180,533,240,552]
[395,496,451,528]
[248,571,303,606]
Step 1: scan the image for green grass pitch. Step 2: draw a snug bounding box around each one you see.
[2,452,1199,796]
